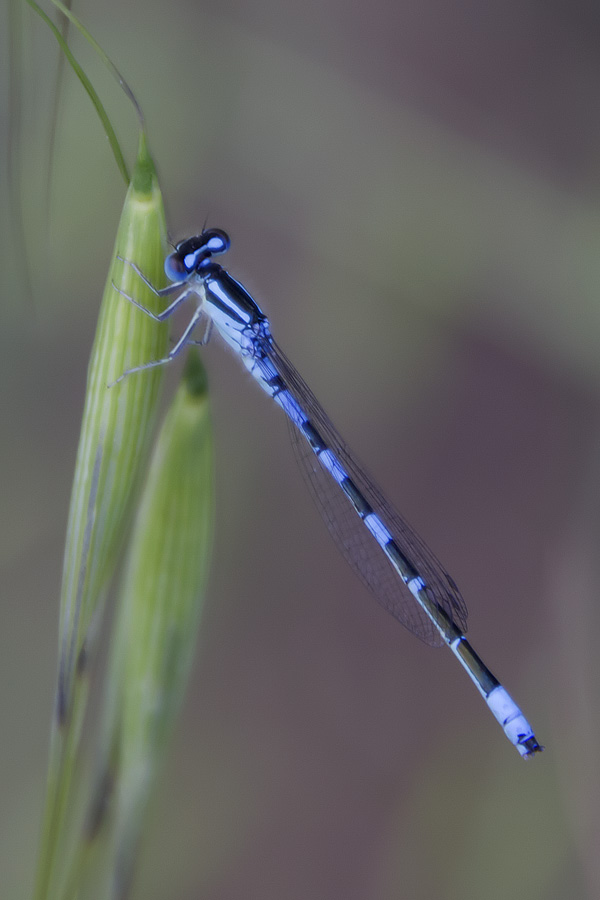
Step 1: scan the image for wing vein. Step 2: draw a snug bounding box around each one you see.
[265,338,469,647]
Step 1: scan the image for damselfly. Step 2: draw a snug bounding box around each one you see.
[113,229,542,758]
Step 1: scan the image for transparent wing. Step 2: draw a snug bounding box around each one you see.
[267,339,469,647]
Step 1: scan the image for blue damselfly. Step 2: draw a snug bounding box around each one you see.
[113,229,542,758]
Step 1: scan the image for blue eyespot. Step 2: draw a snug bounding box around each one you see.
[202,228,230,256]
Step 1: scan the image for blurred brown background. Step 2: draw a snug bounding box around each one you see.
[2,0,599,898]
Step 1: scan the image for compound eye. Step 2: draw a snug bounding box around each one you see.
[164,252,188,282]
[202,228,230,256]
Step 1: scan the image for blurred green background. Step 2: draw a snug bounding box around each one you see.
[2,1,599,898]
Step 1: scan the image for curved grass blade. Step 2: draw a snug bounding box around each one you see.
[23,0,130,184]
[7,0,35,303]
[46,0,145,128]
[45,0,72,222]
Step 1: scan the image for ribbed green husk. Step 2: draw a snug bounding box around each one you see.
[102,351,213,899]
[34,133,169,900]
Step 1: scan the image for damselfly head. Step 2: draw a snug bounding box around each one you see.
[165,229,231,282]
